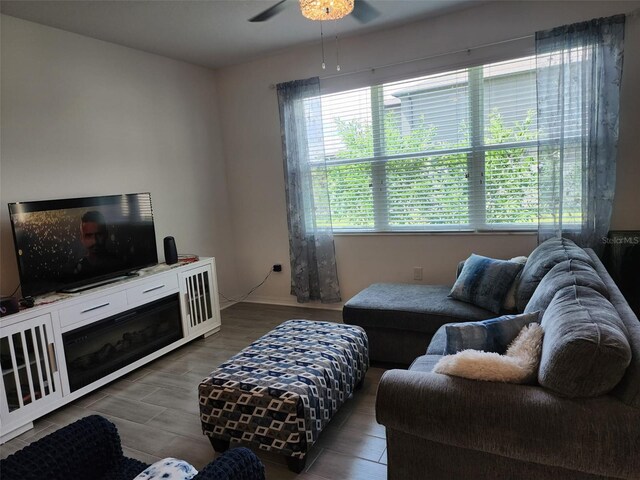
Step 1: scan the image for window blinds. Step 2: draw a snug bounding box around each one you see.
[305,55,541,232]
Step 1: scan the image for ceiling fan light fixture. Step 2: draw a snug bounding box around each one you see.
[299,0,355,21]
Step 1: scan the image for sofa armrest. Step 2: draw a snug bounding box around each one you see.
[376,370,640,479]
[194,447,265,480]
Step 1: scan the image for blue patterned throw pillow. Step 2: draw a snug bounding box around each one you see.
[133,458,198,480]
[433,311,540,355]
[449,254,524,313]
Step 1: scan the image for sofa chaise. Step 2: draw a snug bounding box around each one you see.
[343,282,497,365]
[343,254,524,365]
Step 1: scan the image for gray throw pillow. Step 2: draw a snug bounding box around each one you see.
[427,311,540,355]
[449,254,524,314]
[456,256,527,312]
[525,259,609,317]
[538,285,631,398]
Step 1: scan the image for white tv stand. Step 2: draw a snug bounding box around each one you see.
[0,257,221,443]
[59,273,136,293]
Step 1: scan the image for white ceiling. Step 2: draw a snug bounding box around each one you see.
[0,0,481,69]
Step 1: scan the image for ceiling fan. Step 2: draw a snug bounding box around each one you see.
[249,0,380,24]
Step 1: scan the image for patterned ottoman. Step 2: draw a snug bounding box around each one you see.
[198,319,369,472]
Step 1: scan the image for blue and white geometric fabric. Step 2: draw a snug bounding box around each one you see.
[133,458,198,480]
[199,320,369,460]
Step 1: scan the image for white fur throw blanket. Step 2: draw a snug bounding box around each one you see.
[433,323,544,384]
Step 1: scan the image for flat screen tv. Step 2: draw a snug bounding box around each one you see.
[8,193,158,297]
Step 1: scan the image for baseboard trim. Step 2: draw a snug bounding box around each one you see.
[219,301,236,311]
[241,295,343,311]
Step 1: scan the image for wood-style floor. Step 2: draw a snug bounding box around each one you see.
[0,303,388,479]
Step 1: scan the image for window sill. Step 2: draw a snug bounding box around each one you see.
[333,230,537,237]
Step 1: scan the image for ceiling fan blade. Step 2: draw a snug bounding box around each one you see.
[248,0,289,22]
[351,0,380,24]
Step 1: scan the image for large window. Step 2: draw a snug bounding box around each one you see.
[306,56,544,232]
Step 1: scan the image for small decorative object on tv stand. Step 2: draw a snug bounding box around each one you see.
[0,257,221,443]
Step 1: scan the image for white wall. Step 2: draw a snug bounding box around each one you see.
[216,0,640,308]
[0,15,240,299]
[2,2,638,308]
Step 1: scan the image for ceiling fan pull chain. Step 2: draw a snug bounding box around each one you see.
[335,21,341,71]
[320,22,326,70]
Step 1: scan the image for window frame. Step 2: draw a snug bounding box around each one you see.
[320,62,544,234]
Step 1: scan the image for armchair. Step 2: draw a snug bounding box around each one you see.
[0,415,265,480]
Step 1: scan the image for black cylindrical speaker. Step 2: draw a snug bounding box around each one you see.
[163,236,178,265]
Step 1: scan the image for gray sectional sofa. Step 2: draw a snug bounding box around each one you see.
[343,283,497,365]
[363,238,639,479]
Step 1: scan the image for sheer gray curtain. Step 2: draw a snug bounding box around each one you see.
[536,15,625,254]
[277,78,341,303]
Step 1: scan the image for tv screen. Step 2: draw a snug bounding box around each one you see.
[9,193,158,297]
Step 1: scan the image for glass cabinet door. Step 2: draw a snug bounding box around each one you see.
[1,314,62,423]
[180,263,220,336]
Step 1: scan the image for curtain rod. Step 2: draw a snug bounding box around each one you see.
[269,33,534,89]
[319,33,535,81]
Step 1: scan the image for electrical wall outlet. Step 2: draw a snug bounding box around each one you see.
[273,264,282,272]
[413,267,423,281]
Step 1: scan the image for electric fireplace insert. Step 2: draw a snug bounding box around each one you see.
[62,294,182,392]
